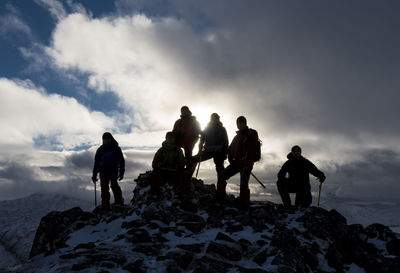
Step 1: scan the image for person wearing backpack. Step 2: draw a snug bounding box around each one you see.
[151,132,186,196]
[277,145,326,208]
[191,113,229,179]
[217,116,260,209]
[92,132,125,209]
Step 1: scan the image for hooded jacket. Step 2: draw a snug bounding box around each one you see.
[277,152,325,189]
[172,114,201,149]
[201,120,229,155]
[152,141,185,170]
[228,126,258,166]
[93,144,125,177]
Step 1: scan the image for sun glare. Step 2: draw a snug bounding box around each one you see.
[191,106,216,130]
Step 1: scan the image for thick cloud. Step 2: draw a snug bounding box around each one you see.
[0,78,114,151]
[1,1,400,205]
[325,149,400,202]
[0,149,151,201]
[45,3,400,157]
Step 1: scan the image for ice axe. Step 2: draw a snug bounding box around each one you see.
[250,172,266,189]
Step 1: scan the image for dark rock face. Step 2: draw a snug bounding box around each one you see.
[206,241,242,261]
[387,239,400,256]
[26,171,399,273]
[29,207,97,258]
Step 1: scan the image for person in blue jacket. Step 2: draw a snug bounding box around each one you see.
[92,132,125,209]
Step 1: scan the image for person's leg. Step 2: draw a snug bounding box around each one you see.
[277,178,292,207]
[151,169,161,195]
[110,167,123,205]
[100,169,111,209]
[295,189,312,207]
[217,164,240,199]
[239,166,252,209]
[213,154,225,179]
[192,151,212,163]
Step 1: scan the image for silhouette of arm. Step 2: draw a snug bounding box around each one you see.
[152,148,163,170]
[307,160,325,182]
[277,161,289,180]
[92,147,102,180]
[193,119,201,141]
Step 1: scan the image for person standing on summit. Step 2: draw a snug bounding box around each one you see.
[92,132,125,209]
[192,113,229,179]
[172,106,201,166]
[277,145,326,208]
[217,116,260,209]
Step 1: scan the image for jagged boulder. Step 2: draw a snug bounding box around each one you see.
[29,207,97,258]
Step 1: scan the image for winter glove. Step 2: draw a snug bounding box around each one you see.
[118,173,124,181]
[92,175,98,183]
[318,174,326,183]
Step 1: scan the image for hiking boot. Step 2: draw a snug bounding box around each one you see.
[239,188,250,211]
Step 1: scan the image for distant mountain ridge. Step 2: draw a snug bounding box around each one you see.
[0,192,92,264]
[3,173,400,272]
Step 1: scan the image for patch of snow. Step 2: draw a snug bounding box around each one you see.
[368,237,388,255]
[344,263,366,273]
[317,253,335,272]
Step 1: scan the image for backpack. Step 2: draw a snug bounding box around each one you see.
[249,129,262,162]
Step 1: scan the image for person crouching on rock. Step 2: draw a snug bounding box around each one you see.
[151,132,186,196]
[276,145,326,208]
[92,132,125,209]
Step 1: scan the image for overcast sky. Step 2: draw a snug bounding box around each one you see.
[0,0,399,204]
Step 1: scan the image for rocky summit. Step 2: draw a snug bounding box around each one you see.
[8,172,400,272]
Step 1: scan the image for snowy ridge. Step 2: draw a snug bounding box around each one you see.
[1,173,400,272]
[0,193,92,265]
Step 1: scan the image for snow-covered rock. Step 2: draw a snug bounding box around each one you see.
[5,172,400,272]
[0,193,92,263]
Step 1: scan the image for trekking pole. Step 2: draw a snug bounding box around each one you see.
[195,155,201,178]
[250,172,266,189]
[94,182,97,207]
[317,182,322,207]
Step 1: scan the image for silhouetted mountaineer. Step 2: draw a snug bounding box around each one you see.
[92,132,125,209]
[172,106,201,166]
[191,113,229,179]
[151,131,185,196]
[217,116,259,209]
[277,145,326,207]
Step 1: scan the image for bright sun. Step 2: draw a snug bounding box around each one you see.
[191,106,216,130]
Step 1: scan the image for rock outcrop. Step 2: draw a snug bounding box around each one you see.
[21,172,400,272]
